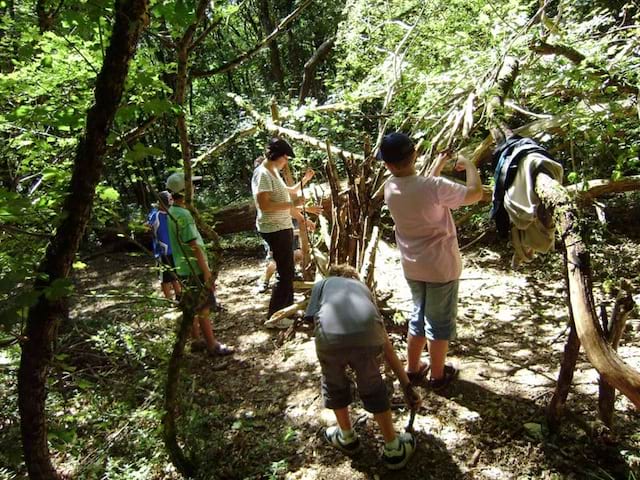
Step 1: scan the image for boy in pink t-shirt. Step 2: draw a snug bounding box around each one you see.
[379,133,482,389]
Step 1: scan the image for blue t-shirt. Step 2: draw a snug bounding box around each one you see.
[147,208,172,257]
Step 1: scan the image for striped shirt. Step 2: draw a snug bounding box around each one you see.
[251,165,293,233]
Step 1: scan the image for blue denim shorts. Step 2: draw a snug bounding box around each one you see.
[406,278,458,340]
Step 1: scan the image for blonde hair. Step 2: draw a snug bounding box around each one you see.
[327,264,360,280]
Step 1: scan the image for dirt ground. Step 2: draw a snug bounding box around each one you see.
[60,231,638,480]
[8,234,636,480]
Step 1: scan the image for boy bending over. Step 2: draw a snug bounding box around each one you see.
[305,264,421,470]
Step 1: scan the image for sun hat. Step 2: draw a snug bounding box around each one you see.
[166,172,202,194]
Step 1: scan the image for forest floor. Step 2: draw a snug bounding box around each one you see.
[1,230,640,480]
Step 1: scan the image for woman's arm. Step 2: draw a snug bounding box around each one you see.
[286,168,315,194]
[256,191,296,212]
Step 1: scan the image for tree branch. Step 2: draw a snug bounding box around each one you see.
[190,0,313,79]
[298,36,335,105]
[229,93,363,162]
[531,39,639,96]
[567,175,640,203]
[192,125,258,167]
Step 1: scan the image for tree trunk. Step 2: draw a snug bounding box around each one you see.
[535,173,640,409]
[163,306,197,478]
[298,37,335,104]
[598,287,636,427]
[36,0,57,32]
[17,1,149,478]
[258,0,285,87]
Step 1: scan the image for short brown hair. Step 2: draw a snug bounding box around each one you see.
[328,264,360,280]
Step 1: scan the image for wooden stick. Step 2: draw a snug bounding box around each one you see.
[265,300,309,327]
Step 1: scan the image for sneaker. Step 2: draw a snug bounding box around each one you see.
[207,342,235,357]
[256,281,270,293]
[324,426,361,455]
[407,363,430,387]
[382,432,416,470]
[427,364,459,391]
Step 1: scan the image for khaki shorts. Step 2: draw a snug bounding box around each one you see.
[316,345,389,414]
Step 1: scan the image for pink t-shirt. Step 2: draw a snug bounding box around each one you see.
[384,175,467,283]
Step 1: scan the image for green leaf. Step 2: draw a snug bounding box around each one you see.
[14,290,41,308]
[124,143,163,163]
[76,378,93,390]
[44,278,74,300]
[142,98,173,115]
[98,187,120,202]
[72,261,88,270]
[41,55,53,68]
[14,106,31,118]
[523,422,545,441]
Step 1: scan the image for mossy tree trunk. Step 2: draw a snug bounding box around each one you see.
[17,1,149,478]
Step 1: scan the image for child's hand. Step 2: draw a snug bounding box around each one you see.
[454,156,474,172]
[305,205,323,215]
[302,168,315,185]
[402,384,422,410]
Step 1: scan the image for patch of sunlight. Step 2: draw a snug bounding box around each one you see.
[481,466,508,479]
[160,310,181,322]
[281,340,319,367]
[0,350,16,366]
[440,423,472,450]
[285,467,321,480]
[233,301,268,314]
[285,386,321,421]
[494,308,518,322]
[238,330,271,346]
[318,409,335,426]
[456,406,481,422]
[511,368,554,387]
[510,347,533,359]
[618,346,640,369]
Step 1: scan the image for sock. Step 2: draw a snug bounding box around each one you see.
[339,428,354,442]
[385,437,400,451]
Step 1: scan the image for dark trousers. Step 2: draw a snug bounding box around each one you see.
[260,228,294,317]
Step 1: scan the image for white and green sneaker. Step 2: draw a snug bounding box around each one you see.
[324,426,361,455]
[382,433,416,470]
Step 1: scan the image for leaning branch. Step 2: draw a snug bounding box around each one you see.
[228,93,364,162]
[106,115,158,155]
[567,175,640,203]
[190,0,313,79]
[298,36,335,105]
[535,173,640,409]
[192,125,258,167]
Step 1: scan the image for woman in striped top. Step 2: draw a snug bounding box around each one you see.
[251,138,316,317]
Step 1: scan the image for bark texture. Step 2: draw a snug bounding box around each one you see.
[17,1,149,478]
[535,173,640,409]
[298,37,335,104]
[258,0,285,86]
